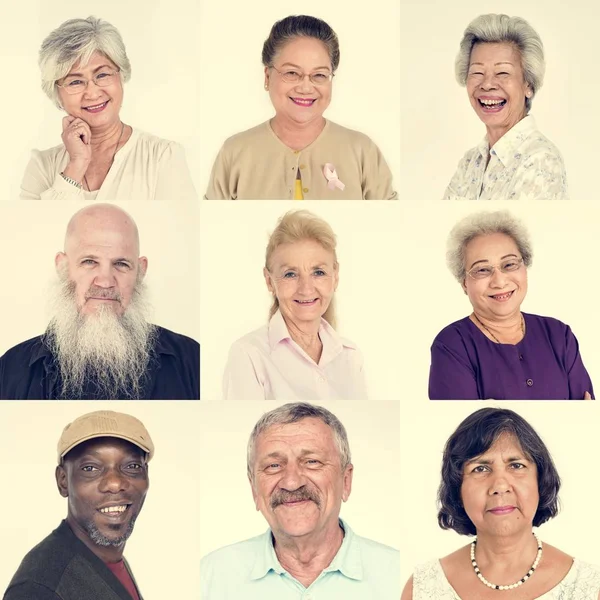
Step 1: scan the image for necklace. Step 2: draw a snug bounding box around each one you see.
[83,121,126,192]
[470,533,542,591]
[472,313,524,344]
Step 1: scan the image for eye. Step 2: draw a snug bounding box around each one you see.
[312,73,329,82]
[475,267,492,276]
[509,462,526,470]
[81,259,97,266]
[313,269,326,276]
[114,261,131,269]
[81,465,99,472]
[497,71,509,76]
[96,71,112,79]
[471,465,489,473]
[283,271,297,279]
[285,71,300,77]
[125,462,143,470]
[66,79,84,87]
[306,459,321,466]
[469,71,484,76]
[502,260,520,271]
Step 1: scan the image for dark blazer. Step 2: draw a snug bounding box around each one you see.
[0,325,200,399]
[4,521,143,600]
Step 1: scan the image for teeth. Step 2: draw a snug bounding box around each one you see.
[293,99,314,105]
[480,99,505,106]
[100,505,127,514]
[85,102,107,110]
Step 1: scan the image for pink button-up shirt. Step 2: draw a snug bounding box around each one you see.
[223,310,368,400]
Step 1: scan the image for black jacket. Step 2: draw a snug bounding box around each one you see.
[0,325,200,399]
[4,521,143,600]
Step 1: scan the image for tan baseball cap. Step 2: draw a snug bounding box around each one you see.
[57,410,154,464]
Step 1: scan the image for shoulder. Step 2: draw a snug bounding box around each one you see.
[221,122,272,150]
[129,128,182,159]
[154,326,199,355]
[0,335,45,364]
[432,317,473,347]
[325,120,379,149]
[229,323,270,355]
[201,533,265,573]
[521,125,564,161]
[352,532,399,562]
[523,313,572,337]
[570,559,600,583]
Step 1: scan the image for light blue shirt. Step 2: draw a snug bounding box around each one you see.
[200,519,400,599]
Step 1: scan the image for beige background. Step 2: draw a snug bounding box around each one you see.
[198,400,401,557]
[198,0,401,197]
[399,401,600,586]
[0,201,200,357]
[0,401,202,600]
[0,0,201,200]
[199,201,404,401]
[400,0,599,200]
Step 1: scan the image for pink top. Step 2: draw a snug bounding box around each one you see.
[223,310,368,400]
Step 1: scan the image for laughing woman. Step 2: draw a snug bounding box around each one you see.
[429,211,593,399]
[443,14,567,200]
[21,16,196,201]
[205,15,396,200]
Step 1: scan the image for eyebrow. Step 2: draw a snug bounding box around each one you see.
[279,62,331,71]
[279,263,329,270]
[261,449,320,460]
[79,254,133,262]
[465,455,526,467]
[468,254,519,269]
[66,64,114,77]
[470,61,515,67]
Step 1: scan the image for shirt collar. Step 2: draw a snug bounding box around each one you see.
[250,519,363,582]
[477,115,537,166]
[267,309,356,358]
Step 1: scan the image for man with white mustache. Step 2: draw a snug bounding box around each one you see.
[0,203,199,399]
[200,402,400,599]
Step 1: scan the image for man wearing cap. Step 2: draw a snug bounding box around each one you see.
[200,402,400,599]
[0,203,200,399]
[4,410,153,600]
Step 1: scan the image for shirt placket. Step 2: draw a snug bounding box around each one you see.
[287,151,301,199]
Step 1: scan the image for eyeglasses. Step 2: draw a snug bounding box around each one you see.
[270,66,334,86]
[467,258,524,280]
[56,68,120,95]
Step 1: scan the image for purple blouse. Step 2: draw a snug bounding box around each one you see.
[429,313,594,400]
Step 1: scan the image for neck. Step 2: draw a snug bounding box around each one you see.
[90,120,125,149]
[486,114,526,148]
[273,521,344,587]
[283,315,322,353]
[471,310,523,341]
[66,515,125,563]
[473,529,538,576]
[270,115,326,150]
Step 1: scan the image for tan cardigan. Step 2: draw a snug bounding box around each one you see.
[205,120,396,200]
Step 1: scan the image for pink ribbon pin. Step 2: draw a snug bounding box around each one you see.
[323,163,345,191]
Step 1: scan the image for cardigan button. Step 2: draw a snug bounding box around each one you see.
[303,188,309,193]
[526,379,533,387]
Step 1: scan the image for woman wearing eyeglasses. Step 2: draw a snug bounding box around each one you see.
[205,15,396,200]
[429,210,594,400]
[20,16,196,201]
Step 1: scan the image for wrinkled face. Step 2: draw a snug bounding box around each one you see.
[56,218,147,318]
[264,239,338,327]
[461,433,539,537]
[466,42,530,133]
[462,233,527,321]
[57,51,123,126]
[58,438,149,548]
[265,36,333,125]
[250,418,352,540]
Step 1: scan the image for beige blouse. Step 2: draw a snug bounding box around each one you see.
[205,120,396,200]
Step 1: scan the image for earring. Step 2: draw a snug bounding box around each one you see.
[264,83,269,91]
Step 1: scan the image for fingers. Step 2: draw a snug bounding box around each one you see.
[63,118,92,145]
[584,391,592,400]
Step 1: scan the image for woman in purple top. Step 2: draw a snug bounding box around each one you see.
[429,210,593,400]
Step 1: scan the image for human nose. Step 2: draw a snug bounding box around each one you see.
[480,72,498,90]
[278,462,307,491]
[296,74,315,92]
[93,265,117,288]
[98,467,128,493]
[82,78,103,97]
[488,265,508,287]
[297,273,316,294]
[488,472,512,495]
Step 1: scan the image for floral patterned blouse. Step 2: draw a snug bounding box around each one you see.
[443,116,568,200]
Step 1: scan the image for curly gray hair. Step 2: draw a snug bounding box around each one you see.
[39,16,131,110]
[446,210,533,282]
[455,14,545,114]
[247,402,351,482]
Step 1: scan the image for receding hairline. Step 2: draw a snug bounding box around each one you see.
[64,204,140,255]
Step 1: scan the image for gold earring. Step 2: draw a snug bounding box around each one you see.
[265,83,269,91]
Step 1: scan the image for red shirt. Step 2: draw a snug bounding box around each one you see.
[105,560,141,600]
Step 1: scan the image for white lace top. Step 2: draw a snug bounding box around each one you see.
[414,559,600,599]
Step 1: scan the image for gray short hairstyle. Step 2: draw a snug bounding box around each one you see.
[39,16,131,110]
[262,15,340,72]
[247,402,351,481]
[455,14,545,114]
[446,210,533,282]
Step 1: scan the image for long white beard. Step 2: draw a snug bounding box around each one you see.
[45,274,156,399]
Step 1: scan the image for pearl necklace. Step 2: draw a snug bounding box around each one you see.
[472,313,525,344]
[470,533,543,591]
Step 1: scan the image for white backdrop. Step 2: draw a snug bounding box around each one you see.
[0,201,200,356]
[198,0,401,197]
[399,401,600,586]
[400,0,599,200]
[0,0,201,201]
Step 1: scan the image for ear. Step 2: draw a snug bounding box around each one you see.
[55,251,67,273]
[248,474,260,511]
[264,66,270,90]
[461,278,468,295]
[333,262,340,291]
[263,267,275,294]
[56,465,69,498]
[341,463,354,502]
[138,256,148,278]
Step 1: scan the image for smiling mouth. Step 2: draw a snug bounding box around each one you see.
[294,298,318,305]
[290,97,316,106]
[478,98,506,112]
[83,101,109,112]
[98,504,130,515]
[489,290,515,301]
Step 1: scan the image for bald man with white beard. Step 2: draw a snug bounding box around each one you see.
[0,204,199,399]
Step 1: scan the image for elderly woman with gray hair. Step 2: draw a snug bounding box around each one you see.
[443,14,567,200]
[205,14,395,200]
[429,211,592,399]
[21,16,196,201]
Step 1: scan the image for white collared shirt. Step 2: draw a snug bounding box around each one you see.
[222,310,367,400]
[200,520,400,600]
[443,115,568,200]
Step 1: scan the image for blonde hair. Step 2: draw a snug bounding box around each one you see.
[265,210,338,328]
